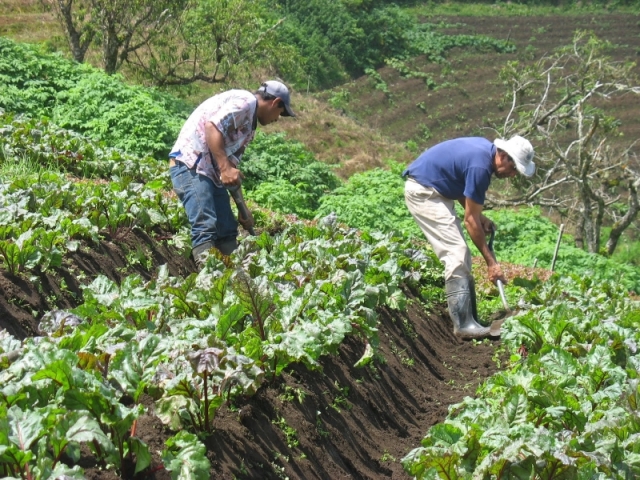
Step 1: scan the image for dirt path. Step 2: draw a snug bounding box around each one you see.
[0,231,499,479]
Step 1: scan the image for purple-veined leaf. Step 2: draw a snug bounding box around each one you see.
[188,347,225,374]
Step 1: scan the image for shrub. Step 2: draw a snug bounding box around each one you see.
[315,161,421,236]
[51,72,187,158]
[242,131,340,218]
[0,37,189,158]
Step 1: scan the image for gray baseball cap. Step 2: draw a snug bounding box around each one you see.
[258,80,295,117]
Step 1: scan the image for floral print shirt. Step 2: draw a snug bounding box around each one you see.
[169,89,257,187]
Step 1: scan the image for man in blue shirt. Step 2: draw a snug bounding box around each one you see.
[403,135,535,339]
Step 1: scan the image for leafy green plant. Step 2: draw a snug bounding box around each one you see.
[51,72,186,157]
[156,347,263,434]
[0,231,40,276]
[161,431,210,480]
[0,37,189,157]
[272,416,299,449]
[402,275,640,479]
[240,132,340,218]
[315,161,421,236]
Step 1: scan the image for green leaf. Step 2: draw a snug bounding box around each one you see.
[109,334,166,402]
[162,431,210,480]
[129,437,151,475]
[354,343,374,368]
[32,359,77,390]
[503,386,528,426]
[7,405,43,452]
[215,304,245,341]
[50,412,110,463]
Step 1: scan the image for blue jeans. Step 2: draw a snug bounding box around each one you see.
[170,161,238,249]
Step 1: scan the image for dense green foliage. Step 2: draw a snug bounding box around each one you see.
[0,37,189,157]
[484,207,640,293]
[316,161,421,236]
[316,164,640,292]
[2,18,640,477]
[271,0,411,86]
[403,275,640,478]
[242,132,341,218]
[269,0,516,89]
[0,135,443,475]
[0,112,171,184]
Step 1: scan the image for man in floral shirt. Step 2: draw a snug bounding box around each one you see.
[169,80,295,267]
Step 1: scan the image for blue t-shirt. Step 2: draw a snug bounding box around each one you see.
[403,137,495,205]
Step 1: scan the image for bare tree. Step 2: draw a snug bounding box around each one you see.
[126,0,288,86]
[43,0,185,73]
[491,31,640,256]
[42,0,95,63]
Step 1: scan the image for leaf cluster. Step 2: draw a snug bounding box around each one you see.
[241,131,341,218]
[0,217,442,477]
[403,274,640,479]
[269,0,413,88]
[0,37,190,157]
[315,161,422,237]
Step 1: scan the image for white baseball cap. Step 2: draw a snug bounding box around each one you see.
[494,135,535,177]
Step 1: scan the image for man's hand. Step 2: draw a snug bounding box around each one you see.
[220,167,244,187]
[479,214,496,234]
[488,264,507,285]
[205,121,245,187]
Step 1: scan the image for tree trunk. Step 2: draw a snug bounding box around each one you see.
[606,180,640,256]
[102,23,120,74]
[53,0,94,63]
[574,216,584,250]
[580,187,599,254]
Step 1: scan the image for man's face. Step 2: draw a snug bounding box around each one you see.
[258,98,285,126]
[494,150,518,179]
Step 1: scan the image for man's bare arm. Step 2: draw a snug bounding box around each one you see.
[205,122,243,186]
[463,197,506,284]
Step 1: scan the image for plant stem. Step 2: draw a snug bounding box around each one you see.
[203,373,210,432]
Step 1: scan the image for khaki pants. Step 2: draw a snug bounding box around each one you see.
[404,177,471,281]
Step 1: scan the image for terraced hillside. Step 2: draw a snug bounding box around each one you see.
[313,12,640,155]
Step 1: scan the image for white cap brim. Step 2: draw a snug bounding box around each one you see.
[494,138,536,177]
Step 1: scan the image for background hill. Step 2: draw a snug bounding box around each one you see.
[311,11,640,153]
[3,2,640,175]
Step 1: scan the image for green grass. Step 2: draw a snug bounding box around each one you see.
[409,2,639,18]
[0,151,61,179]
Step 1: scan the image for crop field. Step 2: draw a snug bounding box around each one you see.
[1,2,640,480]
[0,113,503,478]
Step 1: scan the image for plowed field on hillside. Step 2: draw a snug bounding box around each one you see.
[341,13,640,152]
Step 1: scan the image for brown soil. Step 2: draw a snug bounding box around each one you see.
[321,12,640,156]
[0,228,503,479]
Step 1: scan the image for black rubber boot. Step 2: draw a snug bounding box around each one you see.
[192,241,214,269]
[445,276,492,340]
[215,238,238,256]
